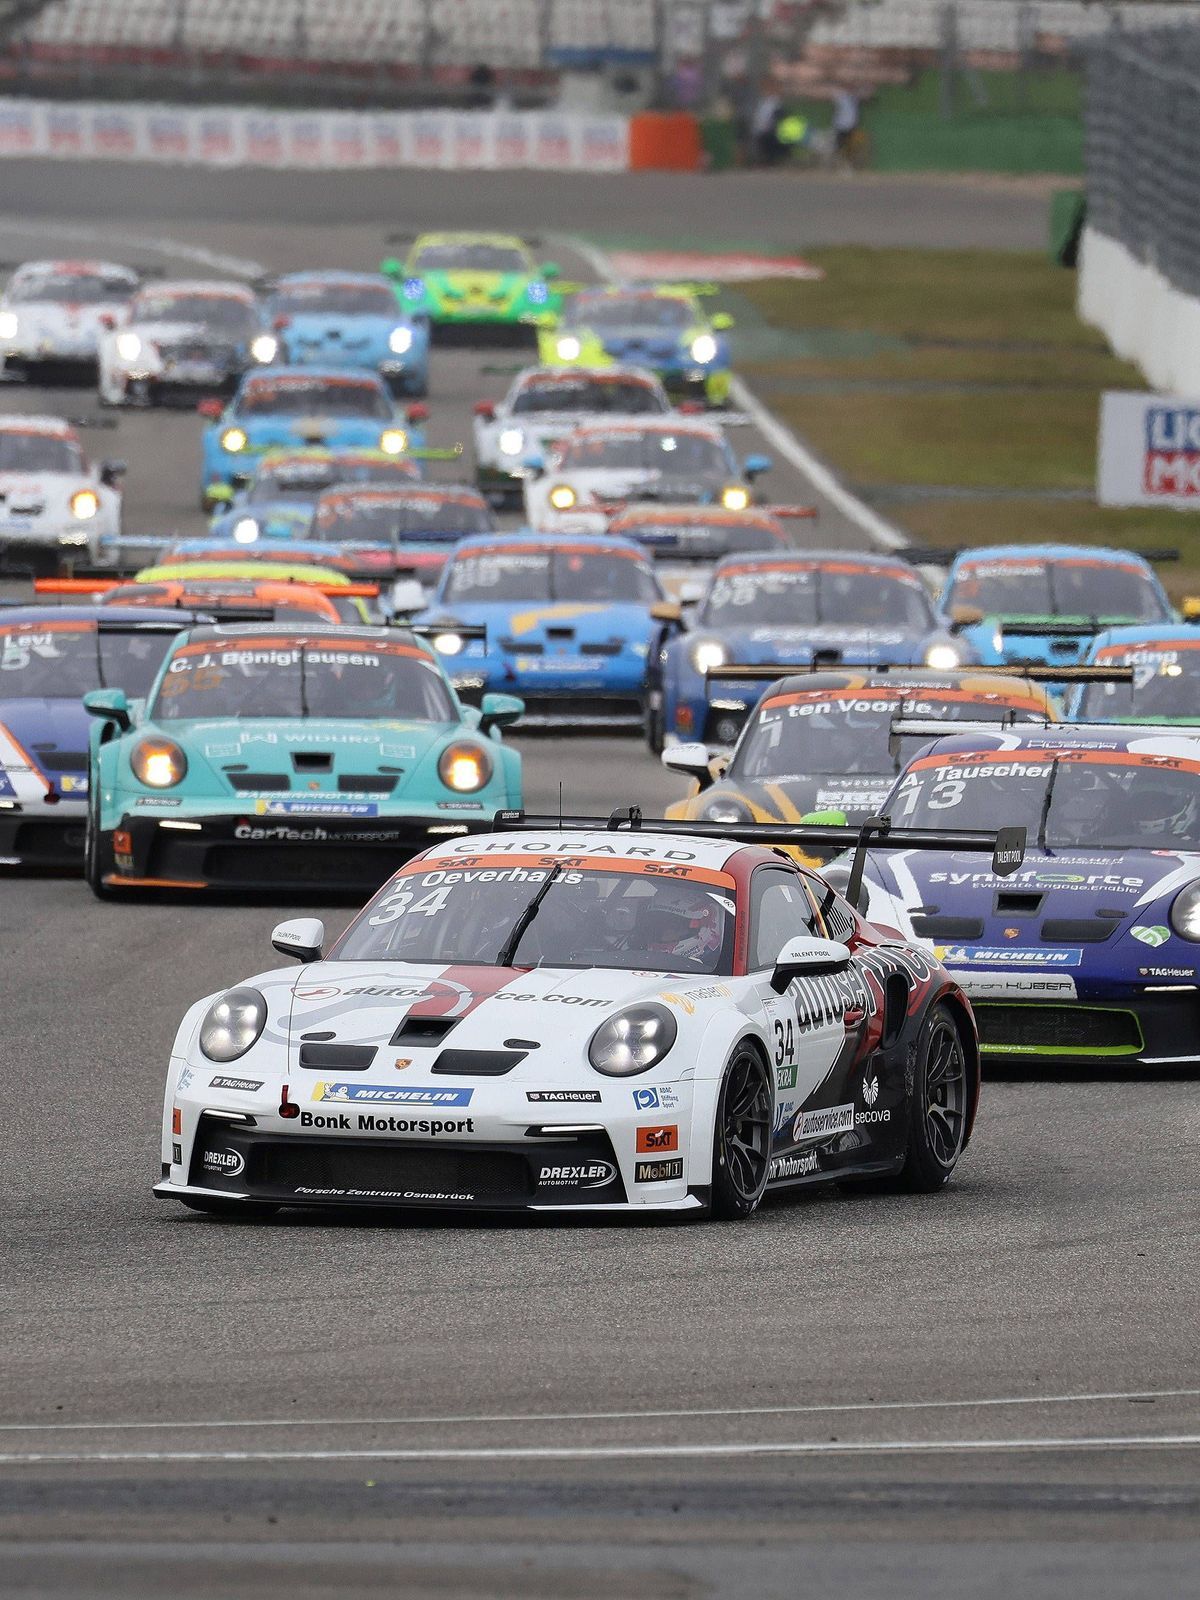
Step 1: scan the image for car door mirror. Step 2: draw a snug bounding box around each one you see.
[99,458,126,487]
[743,453,773,479]
[711,312,733,330]
[649,600,682,625]
[523,451,545,476]
[272,917,325,963]
[390,577,426,617]
[480,692,524,733]
[661,742,715,790]
[948,603,984,632]
[82,687,131,731]
[197,397,224,419]
[380,256,402,277]
[541,262,561,279]
[473,399,496,419]
[771,936,851,994]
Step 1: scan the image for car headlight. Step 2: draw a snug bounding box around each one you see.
[232,516,259,544]
[0,311,18,339]
[925,643,961,670]
[199,987,267,1063]
[250,334,278,364]
[556,335,581,361]
[703,797,752,824]
[389,326,413,354]
[548,484,577,510]
[589,1004,677,1077]
[432,631,464,656]
[380,428,408,455]
[116,331,142,362]
[690,333,718,364]
[497,427,524,457]
[438,741,493,792]
[220,427,248,454]
[131,738,188,788]
[720,485,750,511]
[70,489,99,520]
[690,638,727,675]
[1170,882,1200,940]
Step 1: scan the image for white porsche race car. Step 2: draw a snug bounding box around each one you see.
[154,810,1022,1222]
[473,365,674,506]
[96,279,275,408]
[0,415,124,575]
[0,259,138,380]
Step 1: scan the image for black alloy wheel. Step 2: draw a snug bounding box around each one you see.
[899,1003,969,1192]
[710,1045,772,1220]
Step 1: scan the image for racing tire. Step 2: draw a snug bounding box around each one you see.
[644,698,664,756]
[180,1197,281,1221]
[897,1003,970,1193]
[710,1043,772,1221]
[84,788,115,900]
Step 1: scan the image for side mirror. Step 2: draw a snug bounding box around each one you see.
[272,916,325,964]
[523,451,545,476]
[99,313,117,331]
[649,600,682,626]
[390,577,426,617]
[273,313,290,331]
[948,603,984,633]
[711,312,734,330]
[541,262,561,279]
[473,399,496,419]
[83,687,131,731]
[661,742,715,791]
[1183,596,1200,622]
[743,453,773,479]
[99,458,126,487]
[479,691,524,733]
[380,256,402,277]
[197,397,224,419]
[678,579,705,607]
[770,936,851,994]
[406,402,429,423]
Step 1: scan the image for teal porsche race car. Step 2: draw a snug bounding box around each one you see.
[81,621,523,896]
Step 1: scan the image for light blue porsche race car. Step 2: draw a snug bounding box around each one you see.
[266,271,429,397]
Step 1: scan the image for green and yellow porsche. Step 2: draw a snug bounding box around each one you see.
[381,232,567,337]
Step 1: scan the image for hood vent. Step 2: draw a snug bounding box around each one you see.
[338,774,398,795]
[293,752,333,773]
[298,1043,377,1070]
[431,1048,526,1076]
[909,914,983,940]
[32,749,88,772]
[1041,916,1122,943]
[391,1015,458,1048]
[995,891,1044,916]
[226,770,289,792]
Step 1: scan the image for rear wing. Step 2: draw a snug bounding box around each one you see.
[900,546,1181,566]
[34,578,379,600]
[491,806,1027,912]
[409,622,487,647]
[701,662,1140,683]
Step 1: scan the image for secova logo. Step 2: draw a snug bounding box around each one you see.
[202,1147,245,1177]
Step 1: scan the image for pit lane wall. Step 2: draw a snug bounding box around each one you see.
[0,98,701,171]
[1078,227,1200,398]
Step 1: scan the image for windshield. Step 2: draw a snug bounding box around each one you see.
[702,563,934,630]
[237,377,390,419]
[153,636,453,721]
[414,243,527,273]
[891,745,1200,850]
[445,547,659,603]
[558,430,730,476]
[0,431,82,473]
[0,621,175,698]
[949,558,1167,622]
[564,296,692,332]
[1077,646,1200,720]
[132,290,255,332]
[274,281,397,317]
[313,491,492,544]
[9,271,133,305]
[248,455,419,502]
[733,689,1047,780]
[512,377,666,415]
[338,855,736,973]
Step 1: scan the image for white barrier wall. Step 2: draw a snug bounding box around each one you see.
[1078,225,1200,398]
[0,98,631,170]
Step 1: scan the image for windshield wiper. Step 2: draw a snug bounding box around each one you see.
[1037,756,1060,849]
[496,863,563,969]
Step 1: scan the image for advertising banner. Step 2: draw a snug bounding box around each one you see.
[1098,390,1200,507]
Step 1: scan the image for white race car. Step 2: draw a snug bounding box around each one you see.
[153,811,1018,1222]
[473,365,673,506]
[97,279,275,408]
[0,259,138,379]
[0,415,124,575]
[523,417,772,534]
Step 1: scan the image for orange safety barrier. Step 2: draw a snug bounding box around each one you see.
[628,112,702,173]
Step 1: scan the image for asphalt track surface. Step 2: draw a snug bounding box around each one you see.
[1,172,1198,1599]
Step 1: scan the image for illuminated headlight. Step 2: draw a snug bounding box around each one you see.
[690,638,727,675]
[250,334,278,364]
[433,631,464,656]
[925,643,961,670]
[589,1004,677,1077]
[220,427,248,454]
[388,326,413,354]
[0,310,18,339]
[380,428,408,455]
[703,797,751,824]
[556,335,581,361]
[497,428,524,457]
[199,987,267,1063]
[70,488,100,520]
[720,485,750,511]
[116,331,142,362]
[232,517,259,544]
[548,484,577,510]
[690,333,718,364]
[438,741,492,792]
[131,738,188,788]
[1170,882,1200,941]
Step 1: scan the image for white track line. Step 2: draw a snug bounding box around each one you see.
[558,231,909,552]
[2,1435,1199,1467]
[2,1387,1195,1435]
[0,215,264,279]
